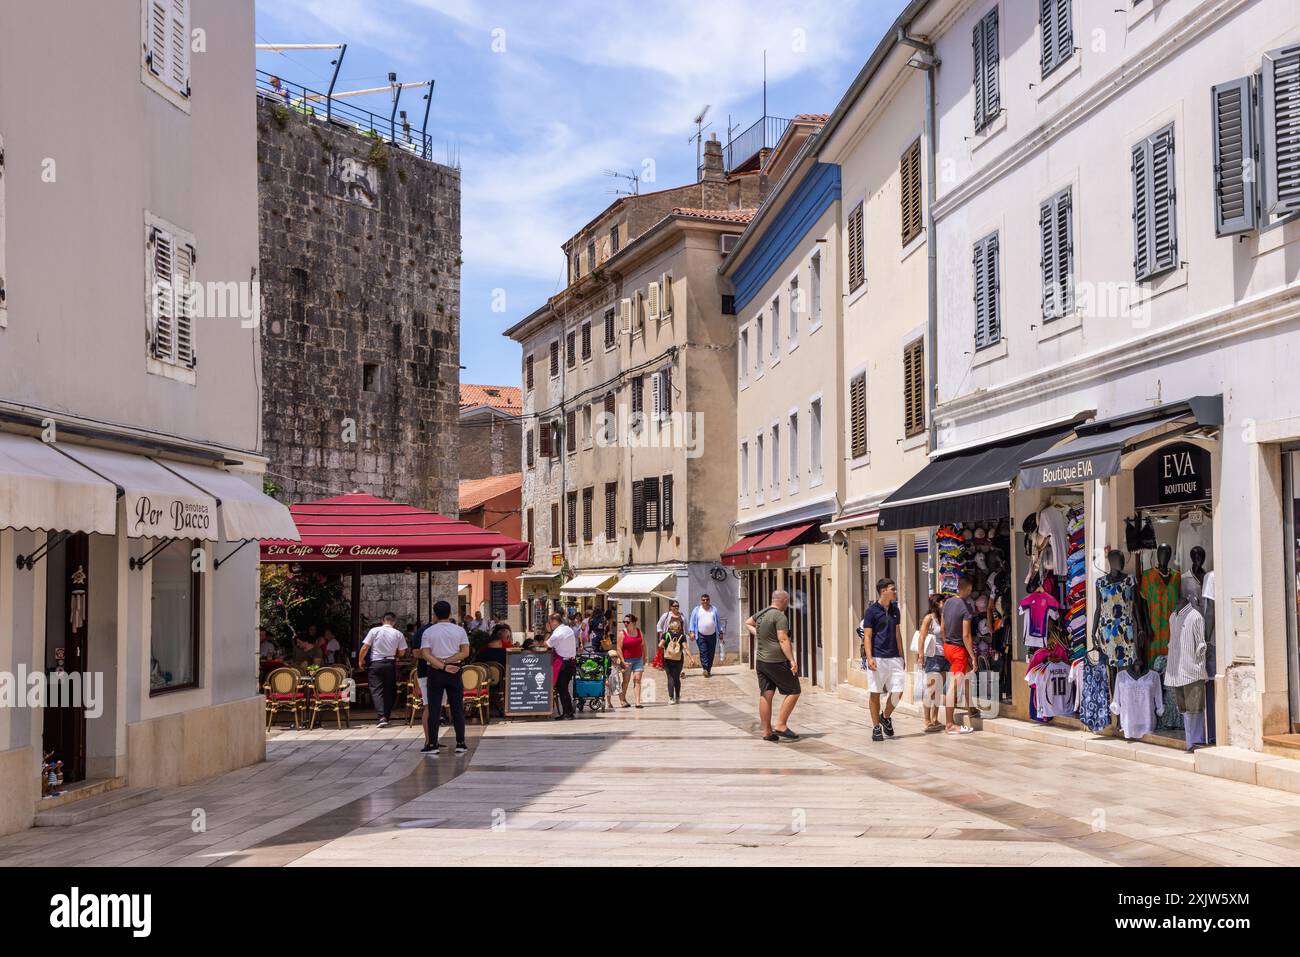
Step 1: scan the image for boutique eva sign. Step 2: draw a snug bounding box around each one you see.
[1134,441,1212,508]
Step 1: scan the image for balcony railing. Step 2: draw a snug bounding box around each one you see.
[255,70,435,161]
[724,115,791,172]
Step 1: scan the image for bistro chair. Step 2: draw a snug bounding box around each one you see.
[406,665,424,728]
[264,667,307,730]
[460,665,490,725]
[480,661,505,715]
[307,666,351,730]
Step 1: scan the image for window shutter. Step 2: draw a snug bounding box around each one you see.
[604,308,615,346]
[903,339,925,438]
[661,474,674,530]
[647,281,660,322]
[150,225,176,361]
[632,480,645,534]
[973,9,999,131]
[146,0,168,77]
[651,372,662,422]
[983,234,1000,347]
[620,297,632,332]
[525,354,534,389]
[539,423,552,457]
[662,367,672,416]
[567,492,577,545]
[847,202,865,292]
[581,321,591,359]
[850,373,868,458]
[660,273,672,316]
[526,430,535,468]
[582,488,593,541]
[566,330,576,367]
[900,139,923,245]
[1040,0,1071,77]
[174,241,196,367]
[566,409,576,452]
[1212,76,1259,235]
[605,482,617,540]
[1149,127,1177,274]
[1262,44,1300,218]
[973,15,986,130]
[1131,141,1151,278]
[0,140,5,324]
[1039,198,1057,318]
[1055,190,1073,313]
[169,0,190,96]
[549,340,559,376]
[631,375,643,416]
[643,477,660,531]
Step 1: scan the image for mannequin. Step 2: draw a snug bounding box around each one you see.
[1166,577,1208,751]
[1110,631,1163,739]
[1140,543,1180,663]
[1092,548,1137,668]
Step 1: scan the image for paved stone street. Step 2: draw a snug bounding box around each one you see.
[6,667,1300,867]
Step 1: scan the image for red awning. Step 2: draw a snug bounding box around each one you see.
[260,492,532,572]
[721,531,771,566]
[749,523,818,565]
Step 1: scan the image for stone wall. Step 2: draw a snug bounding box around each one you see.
[458,413,522,481]
[256,99,461,624]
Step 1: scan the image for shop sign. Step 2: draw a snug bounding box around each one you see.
[262,543,401,559]
[1133,441,1211,508]
[505,649,554,716]
[129,493,214,539]
[551,553,563,567]
[1019,450,1121,489]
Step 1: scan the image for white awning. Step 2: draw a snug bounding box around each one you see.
[457,583,469,594]
[57,444,218,540]
[155,459,299,541]
[559,572,619,596]
[0,432,117,534]
[605,570,677,601]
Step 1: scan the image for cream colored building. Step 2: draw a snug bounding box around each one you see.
[0,0,295,834]
[507,137,761,643]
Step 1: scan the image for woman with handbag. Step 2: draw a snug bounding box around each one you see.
[919,593,948,733]
[617,613,647,709]
[659,614,687,704]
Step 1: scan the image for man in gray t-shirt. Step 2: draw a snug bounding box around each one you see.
[940,577,976,735]
[745,590,801,743]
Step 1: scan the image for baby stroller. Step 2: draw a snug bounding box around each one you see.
[573,652,609,712]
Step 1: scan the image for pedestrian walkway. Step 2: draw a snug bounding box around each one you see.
[5,667,1300,866]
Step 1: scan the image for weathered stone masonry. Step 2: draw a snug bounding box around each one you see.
[256,98,460,623]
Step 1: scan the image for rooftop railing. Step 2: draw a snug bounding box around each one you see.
[724,115,791,172]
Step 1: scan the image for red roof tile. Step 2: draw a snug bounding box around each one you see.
[670,207,758,223]
[459,383,522,414]
[459,473,523,511]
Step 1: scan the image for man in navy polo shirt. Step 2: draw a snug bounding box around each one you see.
[860,578,904,742]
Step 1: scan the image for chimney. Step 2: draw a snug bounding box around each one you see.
[700,133,727,208]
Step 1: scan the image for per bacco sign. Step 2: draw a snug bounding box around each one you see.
[129,494,215,540]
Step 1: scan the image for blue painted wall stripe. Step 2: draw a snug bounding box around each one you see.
[731,162,841,313]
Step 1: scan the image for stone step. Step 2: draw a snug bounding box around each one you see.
[34,787,161,827]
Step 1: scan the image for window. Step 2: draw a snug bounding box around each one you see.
[647,281,660,323]
[847,202,865,292]
[973,232,1001,349]
[755,434,765,505]
[722,294,736,315]
[651,367,672,422]
[526,507,534,547]
[539,422,553,458]
[1039,0,1073,79]
[788,277,799,347]
[549,340,559,377]
[142,0,191,103]
[635,290,645,334]
[740,441,750,501]
[660,273,673,318]
[146,216,196,372]
[586,240,596,272]
[771,425,781,496]
[788,411,799,492]
[630,374,643,426]
[632,480,645,534]
[566,330,576,368]
[581,321,592,360]
[526,429,535,468]
[770,297,781,361]
[566,409,576,453]
[1039,188,1073,320]
[610,224,621,255]
[810,398,823,480]
[900,138,923,246]
[566,491,577,545]
[642,477,661,531]
[604,308,616,348]
[490,581,508,620]
[150,540,199,693]
[756,315,765,374]
[809,251,821,327]
[605,482,617,540]
[603,391,616,442]
[362,362,379,393]
[1131,125,1177,281]
[571,255,579,283]
[739,328,750,384]
[525,354,534,390]
[582,403,593,444]
[850,372,868,459]
[661,474,674,530]
[904,338,926,438]
[551,503,560,547]
[973,7,1000,132]
[582,487,593,542]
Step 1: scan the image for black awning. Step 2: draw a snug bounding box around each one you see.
[1017,395,1222,490]
[877,424,1077,531]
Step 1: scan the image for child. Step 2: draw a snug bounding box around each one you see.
[605,649,624,710]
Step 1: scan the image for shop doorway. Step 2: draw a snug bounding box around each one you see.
[42,532,89,785]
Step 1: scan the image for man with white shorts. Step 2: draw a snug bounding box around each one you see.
[860,578,904,742]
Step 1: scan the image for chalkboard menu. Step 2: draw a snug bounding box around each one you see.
[505,649,554,717]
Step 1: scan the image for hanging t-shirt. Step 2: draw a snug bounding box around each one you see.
[1109,669,1164,739]
[1037,660,1074,718]
[1018,591,1061,649]
[1037,506,1069,576]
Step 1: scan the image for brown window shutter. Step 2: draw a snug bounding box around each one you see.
[643,477,660,531]
[900,139,923,245]
[632,481,645,534]
[566,410,576,452]
[847,202,865,292]
[582,487,593,541]
[850,374,868,458]
[605,482,617,539]
[540,423,552,457]
[661,474,674,530]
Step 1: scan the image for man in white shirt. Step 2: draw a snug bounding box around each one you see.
[418,600,471,755]
[688,593,724,678]
[358,612,408,728]
[545,612,578,720]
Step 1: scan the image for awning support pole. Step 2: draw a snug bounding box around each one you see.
[129,538,176,571]
[351,563,362,652]
[16,531,71,571]
[415,570,422,626]
[213,538,253,570]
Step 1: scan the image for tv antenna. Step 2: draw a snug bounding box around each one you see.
[689,104,712,172]
[603,168,639,197]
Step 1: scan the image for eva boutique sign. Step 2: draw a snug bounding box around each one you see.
[1134,441,1212,508]
[129,493,215,540]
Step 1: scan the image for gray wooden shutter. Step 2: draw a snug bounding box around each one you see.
[1212,76,1259,236]
[1132,140,1151,278]
[1149,127,1177,274]
[175,241,196,367]
[973,15,987,130]
[1039,198,1057,318]
[150,226,176,361]
[1040,0,1071,78]
[1262,43,1300,219]
[146,0,168,77]
[974,9,999,131]
[662,367,672,416]
[974,233,999,349]
[169,0,191,96]
[661,475,674,530]
[1055,190,1073,313]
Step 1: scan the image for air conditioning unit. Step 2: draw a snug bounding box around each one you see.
[720,233,740,254]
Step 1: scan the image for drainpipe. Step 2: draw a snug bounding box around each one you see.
[899,27,940,453]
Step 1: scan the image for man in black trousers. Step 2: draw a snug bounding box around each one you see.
[358,611,407,728]
[417,601,470,755]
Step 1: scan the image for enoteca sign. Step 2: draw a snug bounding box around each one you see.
[1134,441,1212,508]
[128,493,215,540]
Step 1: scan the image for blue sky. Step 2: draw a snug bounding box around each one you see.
[255,0,908,384]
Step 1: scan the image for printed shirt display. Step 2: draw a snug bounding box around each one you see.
[1065,503,1088,656]
[1096,575,1137,667]
[1109,669,1164,739]
[1018,591,1060,649]
[1140,567,1181,662]
[1036,660,1074,718]
[1165,604,1207,687]
[1074,658,1111,733]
